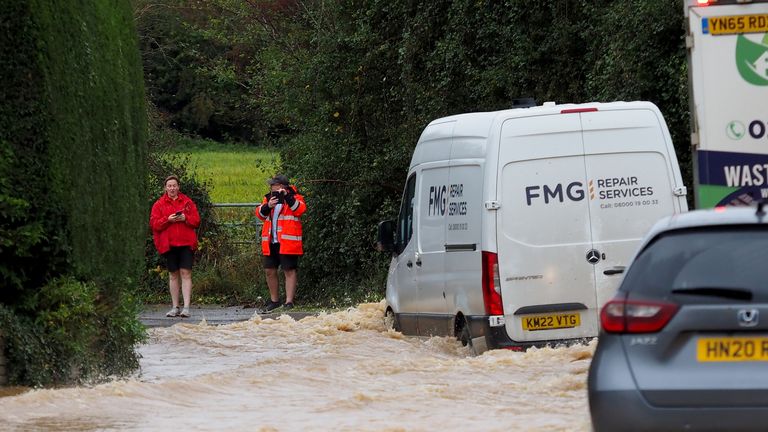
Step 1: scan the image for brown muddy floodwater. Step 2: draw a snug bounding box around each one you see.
[0,302,594,431]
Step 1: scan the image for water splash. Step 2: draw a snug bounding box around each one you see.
[0,301,593,431]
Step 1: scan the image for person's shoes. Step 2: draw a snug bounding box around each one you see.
[282,302,294,310]
[166,307,180,317]
[179,307,190,318]
[264,300,282,312]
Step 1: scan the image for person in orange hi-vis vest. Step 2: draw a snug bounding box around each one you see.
[254,174,306,312]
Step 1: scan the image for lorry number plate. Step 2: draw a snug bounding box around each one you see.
[704,14,768,35]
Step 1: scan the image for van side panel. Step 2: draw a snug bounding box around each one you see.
[444,162,484,319]
[414,164,449,335]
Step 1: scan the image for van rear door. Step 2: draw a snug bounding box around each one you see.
[496,114,599,343]
[581,108,682,309]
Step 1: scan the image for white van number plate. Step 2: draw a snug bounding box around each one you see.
[522,313,580,331]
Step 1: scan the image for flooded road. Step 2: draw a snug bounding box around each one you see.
[0,302,594,431]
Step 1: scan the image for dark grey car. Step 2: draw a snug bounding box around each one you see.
[588,205,768,432]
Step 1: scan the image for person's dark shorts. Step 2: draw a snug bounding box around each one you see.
[162,246,194,272]
[263,242,299,270]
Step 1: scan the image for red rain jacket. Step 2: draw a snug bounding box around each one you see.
[150,192,201,254]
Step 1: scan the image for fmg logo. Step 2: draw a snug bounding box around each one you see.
[525,182,585,206]
[428,185,447,216]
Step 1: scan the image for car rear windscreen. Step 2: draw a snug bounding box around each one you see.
[620,227,768,300]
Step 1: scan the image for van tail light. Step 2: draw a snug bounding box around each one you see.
[481,251,504,315]
[600,293,679,333]
[560,108,598,114]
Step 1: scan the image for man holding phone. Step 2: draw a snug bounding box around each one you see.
[255,174,306,312]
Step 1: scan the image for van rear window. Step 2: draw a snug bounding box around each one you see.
[620,227,768,300]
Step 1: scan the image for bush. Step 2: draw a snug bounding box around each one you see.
[0,0,148,384]
[0,277,143,386]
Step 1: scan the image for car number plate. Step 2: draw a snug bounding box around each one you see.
[697,337,768,362]
[521,313,580,331]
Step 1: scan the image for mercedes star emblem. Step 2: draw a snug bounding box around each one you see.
[586,249,601,265]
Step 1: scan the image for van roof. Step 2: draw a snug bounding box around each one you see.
[410,101,660,169]
[431,101,656,126]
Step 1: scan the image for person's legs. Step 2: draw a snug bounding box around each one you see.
[265,268,280,302]
[169,270,181,308]
[281,253,299,305]
[284,269,297,304]
[164,247,183,315]
[180,268,192,309]
[263,243,282,304]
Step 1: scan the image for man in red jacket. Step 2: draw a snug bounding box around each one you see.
[255,175,306,311]
[150,175,201,318]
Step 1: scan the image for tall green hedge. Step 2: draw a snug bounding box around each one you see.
[0,0,148,385]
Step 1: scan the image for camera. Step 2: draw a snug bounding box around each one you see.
[270,190,285,202]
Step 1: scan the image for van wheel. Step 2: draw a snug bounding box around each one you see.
[458,323,476,355]
[385,309,401,332]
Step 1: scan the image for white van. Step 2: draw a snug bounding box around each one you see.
[377,101,688,352]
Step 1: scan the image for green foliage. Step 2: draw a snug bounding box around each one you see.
[0,0,148,384]
[0,277,144,386]
[173,139,279,203]
[0,0,69,302]
[134,0,266,142]
[37,0,149,285]
[0,143,45,292]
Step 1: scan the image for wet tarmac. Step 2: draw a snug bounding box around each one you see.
[139,304,316,327]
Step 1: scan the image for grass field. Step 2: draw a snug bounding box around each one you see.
[173,139,280,203]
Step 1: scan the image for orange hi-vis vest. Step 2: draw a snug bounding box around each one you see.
[254,186,306,255]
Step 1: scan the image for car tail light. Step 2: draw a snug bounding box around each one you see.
[600,293,679,333]
[481,251,504,315]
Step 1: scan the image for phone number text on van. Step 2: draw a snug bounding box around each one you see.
[601,199,660,209]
